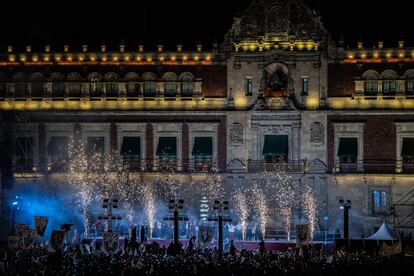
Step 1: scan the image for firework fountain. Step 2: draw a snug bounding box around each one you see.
[251,185,268,240]
[301,184,318,241]
[233,189,249,240]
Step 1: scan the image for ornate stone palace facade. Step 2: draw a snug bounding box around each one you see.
[1,0,414,237]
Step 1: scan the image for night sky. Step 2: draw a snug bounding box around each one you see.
[0,0,410,51]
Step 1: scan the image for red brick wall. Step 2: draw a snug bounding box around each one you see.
[182,123,189,171]
[110,123,117,153]
[146,123,154,169]
[327,115,414,172]
[328,62,414,97]
[29,114,227,171]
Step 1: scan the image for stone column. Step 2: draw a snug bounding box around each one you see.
[38,124,46,172]
[74,123,81,148]
[292,123,301,162]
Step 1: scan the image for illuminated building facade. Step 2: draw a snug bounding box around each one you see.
[1,0,414,237]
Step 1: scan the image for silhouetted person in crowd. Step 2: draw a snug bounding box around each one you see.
[230,240,236,256]
[259,239,265,256]
[140,225,145,244]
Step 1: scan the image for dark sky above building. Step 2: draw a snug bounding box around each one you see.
[0,0,410,51]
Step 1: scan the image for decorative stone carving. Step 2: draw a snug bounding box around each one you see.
[251,114,301,121]
[230,122,244,144]
[238,0,324,41]
[307,159,327,173]
[226,158,246,172]
[310,122,324,144]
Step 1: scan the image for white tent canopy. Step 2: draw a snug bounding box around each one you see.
[366,222,396,240]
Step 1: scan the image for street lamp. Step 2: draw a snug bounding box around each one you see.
[98,198,121,232]
[164,198,188,248]
[339,199,351,239]
[208,199,232,254]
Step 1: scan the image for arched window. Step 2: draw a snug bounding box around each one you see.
[104,72,119,98]
[125,72,140,97]
[163,72,178,97]
[67,72,82,97]
[264,63,289,97]
[30,72,44,98]
[51,73,65,97]
[362,70,380,95]
[381,70,397,95]
[404,70,414,95]
[14,73,28,98]
[88,73,102,98]
[179,72,195,97]
[142,72,157,96]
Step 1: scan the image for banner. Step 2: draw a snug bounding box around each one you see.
[15,224,29,237]
[296,224,310,247]
[8,236,20,248]
[25,230,36,248]
[34,216,49,237]
[50,230,66,249]
[379,240,402,256]
[103,231,119,253]
[198,226,214,249]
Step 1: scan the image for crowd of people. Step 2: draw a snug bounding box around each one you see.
[0,238,412,276]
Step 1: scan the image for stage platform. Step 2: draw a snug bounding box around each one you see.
[86,237,335,251]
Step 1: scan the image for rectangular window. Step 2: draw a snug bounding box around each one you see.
[15,137,34,172]
[47,136,69,171]
[372,190,387,214]
[337,137,358,172]
[144,82,156,95]
[406,81,414,94]
[246,78,253,96]
[52,82,65,97]
[105,82,118,97]
[127,82,139,97]
[68,83,81,97]
[181,82,194,96]
[383,81,396,95]
[302,78,309,95]
[15,83,28,98]
[364,81,378,95]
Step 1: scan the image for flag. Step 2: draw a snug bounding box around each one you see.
[50,230,66,249]
[15,224,29,237]
[103,231,119,253]
[198,226,214,249]
[296,224,310,247]
[25,230,36,248]
[34,216,48,237]
[7,236,20,248]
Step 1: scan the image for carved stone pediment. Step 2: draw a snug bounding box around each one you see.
[307,159,327,173]
[227,158,246,172]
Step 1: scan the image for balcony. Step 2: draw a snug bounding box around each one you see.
[247,160,306,173]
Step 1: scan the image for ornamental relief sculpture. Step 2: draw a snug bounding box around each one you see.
[310,122,324,144]
[230,122,244,144]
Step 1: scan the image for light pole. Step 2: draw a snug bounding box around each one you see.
[208,199,232,254]
[164,199,188,248]
[339,199,351,239]
[98,198,121,232]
